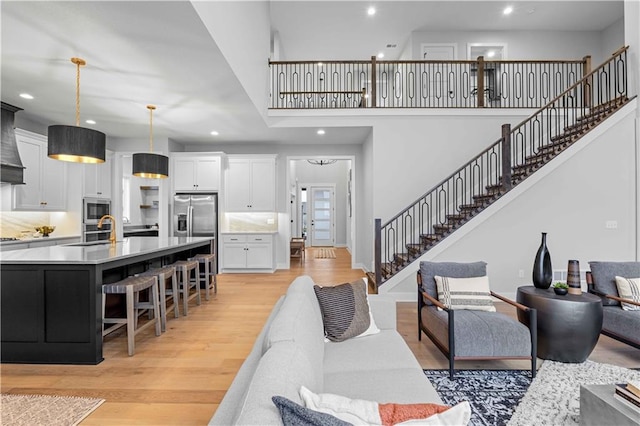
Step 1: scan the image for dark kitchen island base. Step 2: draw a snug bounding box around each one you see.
[0,237,214,364]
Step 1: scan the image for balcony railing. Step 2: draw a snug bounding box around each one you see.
[269,56,590,109]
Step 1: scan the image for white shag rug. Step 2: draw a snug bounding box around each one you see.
[508,360,640,426]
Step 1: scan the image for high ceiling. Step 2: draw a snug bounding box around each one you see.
[0,1,625,148]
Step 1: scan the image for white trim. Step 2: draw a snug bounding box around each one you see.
[420,43,458,60]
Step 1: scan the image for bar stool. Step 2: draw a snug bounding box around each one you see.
[137,265,179,332]
[102,275,161,356]
[171,259,201,315]
[188,253,217,300]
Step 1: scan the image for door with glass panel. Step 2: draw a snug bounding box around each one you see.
[309,186,334,247]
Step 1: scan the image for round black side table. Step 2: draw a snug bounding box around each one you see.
[516,286,603,363]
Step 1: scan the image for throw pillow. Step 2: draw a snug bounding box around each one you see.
[299,386,471,426]
[614,276,640,311]
[314,279,371,342]
[272,396,353,426]
[434,275,496,312]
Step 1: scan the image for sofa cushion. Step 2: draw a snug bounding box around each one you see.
[419,261,487,306]
[589,262,640,306]
[324,330,422,375]
[234,341,321,425]
[615,276,640,311]
[602,306,640,346]
[434,275,496,312]
[323,368,443,405]
[314,280,371,342]
[420,306,531,357]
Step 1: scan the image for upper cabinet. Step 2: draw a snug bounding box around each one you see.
[13,129,67,211]
[83,150,113,199]
[172,155,221,191]
[225,156,276,212]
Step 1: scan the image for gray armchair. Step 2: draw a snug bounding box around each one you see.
[417,261,537,379]
[587,261,640,349]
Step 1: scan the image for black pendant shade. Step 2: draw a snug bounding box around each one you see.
[132,152,169,179]
[48,125,106,163]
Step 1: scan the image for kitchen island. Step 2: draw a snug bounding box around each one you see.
[0,236,214,364]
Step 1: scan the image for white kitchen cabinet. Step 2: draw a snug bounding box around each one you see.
[83,150,113,198]
[221,234,274,272]
[13,130,67,211]
[225,157,276,211]
[172,156,220,191]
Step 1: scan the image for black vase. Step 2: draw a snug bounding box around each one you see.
[532,232,552,289]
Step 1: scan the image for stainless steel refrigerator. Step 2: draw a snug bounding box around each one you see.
[173,193,217,238]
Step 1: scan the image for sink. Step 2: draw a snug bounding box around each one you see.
[65,241,120,247]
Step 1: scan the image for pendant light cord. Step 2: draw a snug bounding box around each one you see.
[147,105,156,153]
[71,58,86,127]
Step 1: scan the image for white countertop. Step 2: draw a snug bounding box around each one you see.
[0,235,81,246]
[0,236,214,265]
[219,231,278,234]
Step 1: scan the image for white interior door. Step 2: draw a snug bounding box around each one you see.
[309,186,334,247]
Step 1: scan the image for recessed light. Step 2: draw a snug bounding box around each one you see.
[210,131,219,136]
[367,6,376,16]
[85,119,96,125]
[487,51,496,58]
[317,62,323,67]
[19,93,34,100]
[377,52,384,59]
[503,6,513,15]
[317,129,325,135]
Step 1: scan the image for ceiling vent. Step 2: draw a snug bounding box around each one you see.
[0,102,25,185]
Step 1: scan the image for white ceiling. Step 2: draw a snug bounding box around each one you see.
[0,1,624,148]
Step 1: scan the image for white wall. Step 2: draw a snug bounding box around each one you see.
[191,1,271,120]
[411,30,606,63]
[357,130,374,271]
[602,18,625,60]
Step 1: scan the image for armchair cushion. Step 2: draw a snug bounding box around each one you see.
[614,276,640,311]
[434,275,496,312]
[420,306,531,357]
[589,262,640,306]
[602,306,640,346]
[419,261,487,306]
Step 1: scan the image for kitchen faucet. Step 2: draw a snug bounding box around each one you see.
[98,215,117,244]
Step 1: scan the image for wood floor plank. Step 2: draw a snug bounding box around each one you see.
[1,247,637,425]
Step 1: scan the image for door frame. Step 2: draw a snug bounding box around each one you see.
[421,43,458,60]
[304,183,336,247]
[286,155,357,269]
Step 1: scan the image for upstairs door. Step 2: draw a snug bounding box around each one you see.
[309,186,335,247]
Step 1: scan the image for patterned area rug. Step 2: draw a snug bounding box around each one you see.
[424,369,531,426]
[315,248,336,259]
[1,394,105,426]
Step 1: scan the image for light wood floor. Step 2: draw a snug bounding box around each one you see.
[1,247,638,425]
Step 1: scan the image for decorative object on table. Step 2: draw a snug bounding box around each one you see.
[132,105,169,179]
[47,57,106,164]
[553,282,569,296]
[532,232,552,289]
[567,259,582,295]
[35,225,55,237]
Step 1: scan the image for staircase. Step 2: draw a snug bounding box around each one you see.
[371,47,631,291]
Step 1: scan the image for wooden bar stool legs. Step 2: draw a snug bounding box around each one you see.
[172,260,201,316]
[189,253,217,300]
[137,266,179,332]
[102,275,161,356]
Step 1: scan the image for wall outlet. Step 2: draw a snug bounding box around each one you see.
[605,220,618,229]
[518,269,524,278]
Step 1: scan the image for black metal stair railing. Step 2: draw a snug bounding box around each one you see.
[373,47,629,288]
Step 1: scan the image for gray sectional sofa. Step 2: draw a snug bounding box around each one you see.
[210,275,442,425]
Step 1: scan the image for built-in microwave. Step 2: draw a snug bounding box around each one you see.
[83,197,111,223]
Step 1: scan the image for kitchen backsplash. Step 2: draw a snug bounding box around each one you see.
[225,212,278,232]
[0,212,50,238]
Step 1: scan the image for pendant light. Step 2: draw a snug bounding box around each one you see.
[132,105,169,178]
[48,57,106,163]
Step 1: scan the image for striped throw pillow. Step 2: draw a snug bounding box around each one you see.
[313,280,371,342]
[615,276,640,311]
[434,275,496,312]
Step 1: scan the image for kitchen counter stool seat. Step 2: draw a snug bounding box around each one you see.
[189,253,217,300]
[171,260,201,315]
[137,265,179,332]
[102,275,161,356]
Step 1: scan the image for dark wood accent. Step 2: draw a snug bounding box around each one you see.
[371,55,377,108]
[45,270,92,343]
[476,56,485,108]
[501,123,512,191]
[374,218,381,289]
[0,269,39,342]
